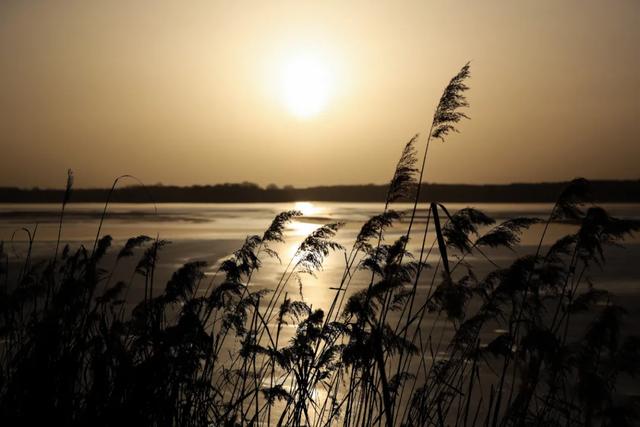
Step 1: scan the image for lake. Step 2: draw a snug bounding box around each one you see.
[0,202,640,292]
[2,201,640,423]
[2,201,639,315]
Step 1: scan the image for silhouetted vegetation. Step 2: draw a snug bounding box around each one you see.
[2,181,640,204]
[1,64,639,427]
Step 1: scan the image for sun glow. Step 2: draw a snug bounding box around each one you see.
[280,53,335,118]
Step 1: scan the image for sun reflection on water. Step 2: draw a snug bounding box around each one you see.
[284,221,318,260]
[288,220,319,237]
[294,201,321,217]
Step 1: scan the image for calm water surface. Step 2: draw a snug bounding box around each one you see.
[2,200,639,285]
[2,202,639,422]
[2,201,639,308]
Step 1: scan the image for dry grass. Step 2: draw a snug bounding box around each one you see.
[1,64,639,427]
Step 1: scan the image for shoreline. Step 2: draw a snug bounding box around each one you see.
[1,180,639,204]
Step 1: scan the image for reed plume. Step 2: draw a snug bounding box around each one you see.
[430,62,471,141]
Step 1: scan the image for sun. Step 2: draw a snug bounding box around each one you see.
[280,53,334,119]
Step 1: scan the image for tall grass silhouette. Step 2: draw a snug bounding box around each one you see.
[1,63,640,427]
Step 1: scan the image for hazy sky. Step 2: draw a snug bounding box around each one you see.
[1,0,638,188]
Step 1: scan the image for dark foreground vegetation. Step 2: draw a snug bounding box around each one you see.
[2,179,639,204]
[1,64,640,427]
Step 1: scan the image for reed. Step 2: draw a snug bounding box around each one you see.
[1,64,639,427]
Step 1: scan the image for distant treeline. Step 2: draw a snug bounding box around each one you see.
[0,180,639,203]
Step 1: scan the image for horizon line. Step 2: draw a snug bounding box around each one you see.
[3,177,640,191]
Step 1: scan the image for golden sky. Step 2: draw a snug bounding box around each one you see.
[0,0,638,188]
